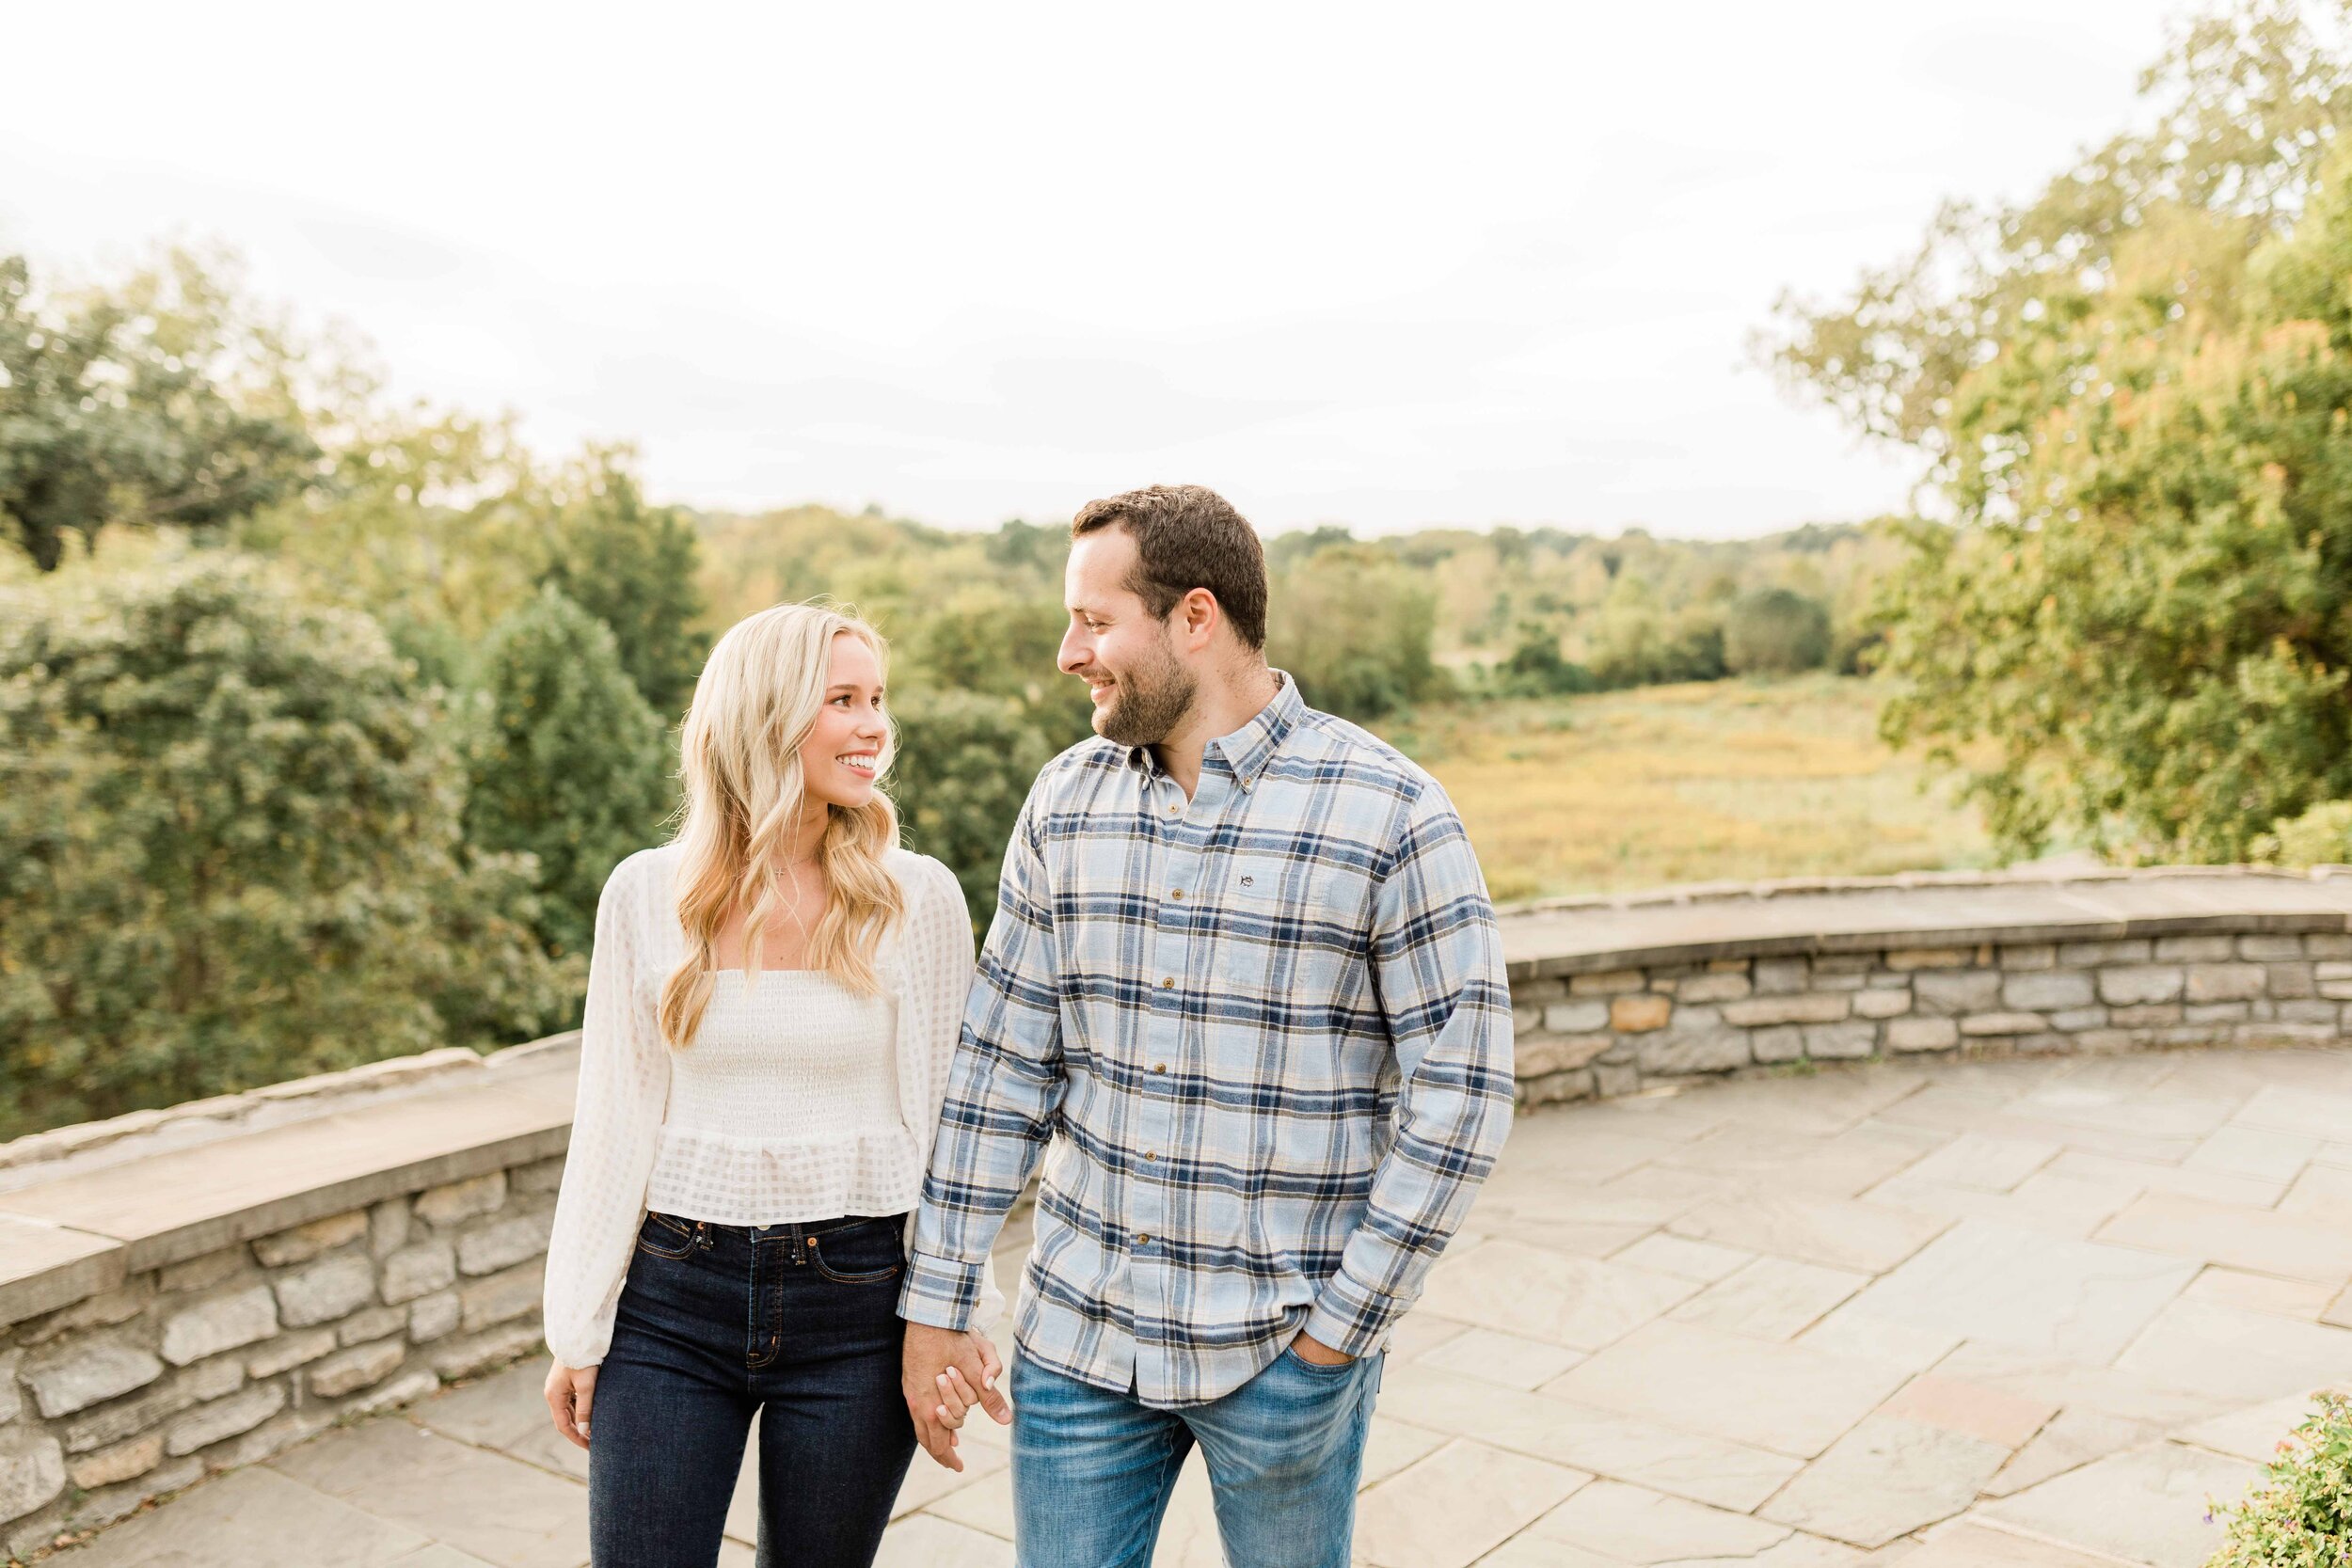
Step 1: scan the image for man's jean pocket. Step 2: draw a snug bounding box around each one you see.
[1010,1346,1381,1568]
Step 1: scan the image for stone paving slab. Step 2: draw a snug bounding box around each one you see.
[45,1045,2352,1567]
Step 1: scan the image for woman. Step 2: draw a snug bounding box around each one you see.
[540,603,1003,1568]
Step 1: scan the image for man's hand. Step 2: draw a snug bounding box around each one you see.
[545,1361,597,1449]
[1289,1329,1355,1367]
[902,1323,1012,1470]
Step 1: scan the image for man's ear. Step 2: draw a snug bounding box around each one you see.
[1177,588,1220,650]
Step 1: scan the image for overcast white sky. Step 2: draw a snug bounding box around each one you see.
[3,2,2188,537]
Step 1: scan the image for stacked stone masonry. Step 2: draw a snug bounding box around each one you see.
[0,1151,567,1558]
[1513,930,2352,1106]
[8,867,2352,1554]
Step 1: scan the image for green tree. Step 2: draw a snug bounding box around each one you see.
[1875,137,2352,859]
[238,405,545,648]
[0,558,572,1135]
[900,586,1095,747]
[465,587,676,962]
[1586,576,1726,689]
[886,691,1057,931]
[1723,588,1832,675]
[1760,1,2351,493]
[0,249,316,571]
[538,449,711,719]
[1267,546,1450,721]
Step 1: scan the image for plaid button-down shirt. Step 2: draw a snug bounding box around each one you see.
[899,670,1514,1407]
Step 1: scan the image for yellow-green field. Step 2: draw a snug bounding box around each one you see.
[1389,675,1996,906]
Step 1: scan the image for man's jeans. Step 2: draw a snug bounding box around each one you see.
[1009,1343,1384,1568]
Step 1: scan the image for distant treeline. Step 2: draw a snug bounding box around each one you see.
[690,504,1906,725]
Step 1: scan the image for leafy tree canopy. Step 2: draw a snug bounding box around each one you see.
[0,247,317,571]
[465,586,678,962]
[0,557,574,1135]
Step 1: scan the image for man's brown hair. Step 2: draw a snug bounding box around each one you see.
[1069,484,1268,652]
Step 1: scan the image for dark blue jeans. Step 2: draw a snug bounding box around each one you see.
[588,1211,916,1568]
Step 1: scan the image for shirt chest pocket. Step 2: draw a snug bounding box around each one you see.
[1203,855,1371,997]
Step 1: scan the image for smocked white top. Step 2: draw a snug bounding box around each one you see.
[647,971,917,1223]
[542,843,1006,1369]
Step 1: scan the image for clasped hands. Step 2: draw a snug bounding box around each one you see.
[899,1323,1352,1469]
[901,1323,1012,1470]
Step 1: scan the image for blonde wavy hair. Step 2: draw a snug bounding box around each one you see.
[658,603,906,1048]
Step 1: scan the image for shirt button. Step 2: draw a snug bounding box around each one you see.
[1144,1150,1157,1161]
[1152,1063,1167,1073]
[1160,977,1175,990]
[1170,889,1184,900]
[1135,1234,1151,1246]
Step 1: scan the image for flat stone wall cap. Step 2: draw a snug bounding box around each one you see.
[0,1216,124,1331]
[1502,871,2352,976]
[485,1032,580,1072]
[0,1075,573,1275]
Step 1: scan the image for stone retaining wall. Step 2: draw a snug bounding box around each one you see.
[8,864,2352,1554]
[1503,867,2352,1106]
[0,1146,566,1560]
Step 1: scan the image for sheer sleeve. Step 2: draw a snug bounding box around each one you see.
[542,851,673,1369]
[898,853,1009,1333]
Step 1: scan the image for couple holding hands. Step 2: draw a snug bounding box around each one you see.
[539,484,1515,1567]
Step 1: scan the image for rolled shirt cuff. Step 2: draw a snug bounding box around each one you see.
[1301,1275,1398,1362]
[898,1250,985,1333]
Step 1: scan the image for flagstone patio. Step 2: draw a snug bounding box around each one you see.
[46,1045,2352,1568]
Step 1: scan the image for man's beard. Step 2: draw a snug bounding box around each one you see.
[1096,633,1198,747]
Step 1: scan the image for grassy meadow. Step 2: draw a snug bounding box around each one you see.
[1389,673,1996,906]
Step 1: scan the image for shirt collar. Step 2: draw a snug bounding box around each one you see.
[1125,668,1302,790]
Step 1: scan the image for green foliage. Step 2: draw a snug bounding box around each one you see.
[1724,588,1832,675]
[1876,138,2352,859]
[1761,0,2351,481]
[1496,624,1598,698]
[464,587,676,962]
[1758,5,2352,862]
[2206,1391,2352,1565]
[537,449,711,719]
[0,248,316,571]
[899,586,1095,748]
[1587,576,1726,689]
[237,404,547,644]
[885,691,1057,930]
[1267,546,1450,721]
[0,557,573,1136]
[2255,800,2352,866]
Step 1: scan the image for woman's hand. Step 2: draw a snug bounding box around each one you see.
[546,1361,598,1450]
[902,1324,1011,1470]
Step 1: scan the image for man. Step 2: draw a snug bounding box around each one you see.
[898,484,1513,1567]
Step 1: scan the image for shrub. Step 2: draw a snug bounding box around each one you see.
[1497,625,1598,698]
[2207,1390,2352,1566]
[2255,800,2352,869]
[1724,588,1833,675]
[0,557,574,1135]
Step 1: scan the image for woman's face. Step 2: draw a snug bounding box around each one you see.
[796,632,889,813]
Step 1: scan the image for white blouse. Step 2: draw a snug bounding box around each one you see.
[541,843,1006,1370]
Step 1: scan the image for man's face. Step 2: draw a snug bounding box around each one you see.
[1060,528,1198,747]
